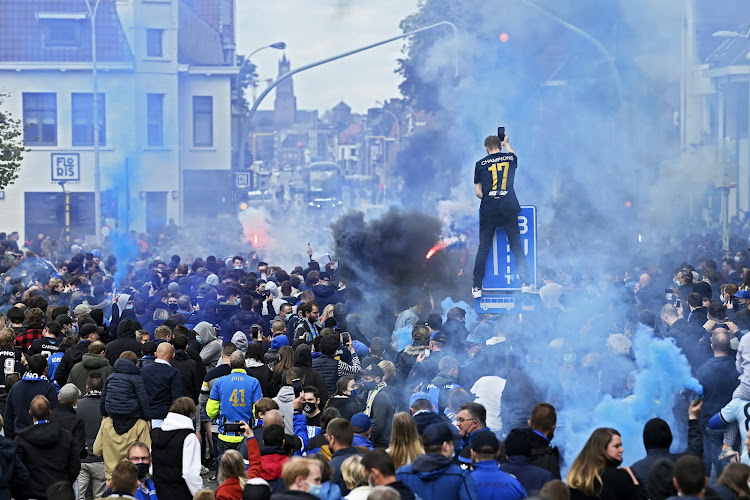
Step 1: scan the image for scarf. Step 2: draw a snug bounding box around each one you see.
[365,381,386,417]
[22,372,48,381]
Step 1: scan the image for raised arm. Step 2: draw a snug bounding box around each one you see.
[503,136,516,156]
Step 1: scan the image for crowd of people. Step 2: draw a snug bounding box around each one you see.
[0,228,749,500]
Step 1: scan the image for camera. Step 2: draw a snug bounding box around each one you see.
[223,421,243,434]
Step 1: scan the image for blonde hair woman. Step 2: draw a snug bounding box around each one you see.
[215,449,246,500]
[386,412,424,470]
[341,455,371,499]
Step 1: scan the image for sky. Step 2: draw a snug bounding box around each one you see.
[235,0,420,115]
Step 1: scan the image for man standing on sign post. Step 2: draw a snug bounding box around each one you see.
[472,130,535,298]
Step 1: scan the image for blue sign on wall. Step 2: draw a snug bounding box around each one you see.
[481,205,537,291]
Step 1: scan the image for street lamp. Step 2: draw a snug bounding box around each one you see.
[238,21,459,172]
[83,0,101,242]
[235,42,286,104]
[376,101,400,205]
[713,30,750,39]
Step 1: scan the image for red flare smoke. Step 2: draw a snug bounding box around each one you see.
[426,241,448,259]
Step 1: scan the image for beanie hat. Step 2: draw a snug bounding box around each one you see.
[643,418,672,450]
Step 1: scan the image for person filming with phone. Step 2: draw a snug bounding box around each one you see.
[472,129,535,299]
[206,350,263,471]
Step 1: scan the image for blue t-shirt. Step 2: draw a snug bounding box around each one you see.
[720,398,750,465]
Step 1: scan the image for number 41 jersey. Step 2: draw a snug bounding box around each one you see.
[474,152,521,214]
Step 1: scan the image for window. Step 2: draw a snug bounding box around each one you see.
[146,29,163,57]
[23,93,57,145]
[43,19,82,47]
[147,93,164,147]
[71,93,106,146]
[192,96,213,147]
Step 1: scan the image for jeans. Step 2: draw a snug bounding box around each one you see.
[473,209,530,288]
[704,426,729,481]
[78,462,107,500]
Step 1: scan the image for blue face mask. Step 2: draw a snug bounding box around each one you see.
[363,380,377,391]
[349,388,358,397]
[307,482,322,498]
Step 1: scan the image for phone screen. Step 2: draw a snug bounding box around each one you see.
[498,127,505,141]
[292,379,302,398]
[342,333,350,344]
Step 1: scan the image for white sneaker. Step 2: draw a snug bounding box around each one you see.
[472,287,482,298]
[521,283,538,294]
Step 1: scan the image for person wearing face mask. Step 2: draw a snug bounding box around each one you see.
[271,457,323,500]
[361,364,395,449]
[301,386,322,439]
[127,442,157,500]
[326,376,360,421]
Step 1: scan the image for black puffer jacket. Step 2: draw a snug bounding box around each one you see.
[105,319,143,366]
[294,345,329,405]
[101,358,151,419]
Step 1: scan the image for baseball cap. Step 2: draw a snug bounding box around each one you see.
[58,383,81,404]
[470,430,499,454]
[361,364,384,379]
[79,323,99,338]
[271,335,289,350]
[430,331,448,344]
[421,423,454,447]
[351,413,372,433]
[735,290,750,299]
[409,392,432,408]
[198,283,211,295]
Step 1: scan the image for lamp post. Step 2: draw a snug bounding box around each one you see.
[236,42,286,103]
[238,21,459,172]
[83,0,101,242]
[376,101,400,204]
[712,28,750,251]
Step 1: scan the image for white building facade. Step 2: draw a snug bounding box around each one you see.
[0,0,236,241]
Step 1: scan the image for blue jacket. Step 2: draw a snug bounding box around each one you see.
[352,434,373,450]
[101,358,151,420]
[0,435,28,500]
[140,360,183,420]
[499,456,553,495]
[396,453,478,500]
[4,373,58,438]
[471,460,526,500]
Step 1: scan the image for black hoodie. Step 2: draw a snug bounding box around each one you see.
[13,421,80,499]
[105,319,143,366]
[293,345,329,405]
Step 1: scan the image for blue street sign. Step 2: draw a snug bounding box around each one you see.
[474,292,542,315]
[481,205,537,291]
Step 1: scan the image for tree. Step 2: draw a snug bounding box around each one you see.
[235,55,258,113]
[0,92,26,190]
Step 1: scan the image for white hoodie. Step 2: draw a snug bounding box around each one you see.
[160,412,203,495]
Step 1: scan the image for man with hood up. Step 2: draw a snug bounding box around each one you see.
[105,319,143,366]
[229,296,269,338]
[310,273,341,310]
[194,321,222,370]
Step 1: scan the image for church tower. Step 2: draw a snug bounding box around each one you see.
[274,54,297,127]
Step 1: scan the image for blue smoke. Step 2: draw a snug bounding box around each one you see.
[556,327,703,470]
[108,230,138,290]
[440,297,479,332]
[392,326,413,352]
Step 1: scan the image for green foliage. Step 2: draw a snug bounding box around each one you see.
[0,92,26,190]
[235,54,259,112]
